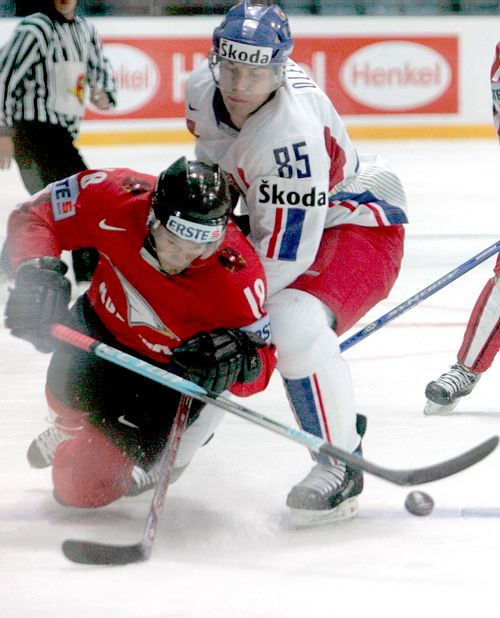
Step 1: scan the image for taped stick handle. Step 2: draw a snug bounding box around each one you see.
[51,323,98,353]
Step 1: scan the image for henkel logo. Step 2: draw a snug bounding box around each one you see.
[340,41,451,111]
[97,43,159,114]
[219,38,272,65]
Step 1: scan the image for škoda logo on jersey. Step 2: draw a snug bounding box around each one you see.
[258,179,327,207]
[219,38,272,65]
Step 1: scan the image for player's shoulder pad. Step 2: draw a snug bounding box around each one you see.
[50,168,148,222]
[78,168,154,194]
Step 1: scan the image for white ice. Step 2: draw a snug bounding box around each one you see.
[0,139,498,618]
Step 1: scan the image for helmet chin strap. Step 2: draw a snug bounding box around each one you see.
[142,230,159,262]
[141,235,189,276]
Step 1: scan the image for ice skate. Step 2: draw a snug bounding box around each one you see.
[125,428,216,497]
[286,415,365,527]
[125,463,187,497]
[286,460,363,527]
[26,425,73,469]
[424,363,481,415]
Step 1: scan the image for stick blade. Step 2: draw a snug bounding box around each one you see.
[398,435,499,486]
[62,539,149,565]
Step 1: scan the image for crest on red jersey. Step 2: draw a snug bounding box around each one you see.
[122,176,152,194]
[113,264,180,341]
[218,247,246,272]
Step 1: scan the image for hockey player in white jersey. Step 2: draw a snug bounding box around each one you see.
[185,2,408,525]
[423,41,500,415]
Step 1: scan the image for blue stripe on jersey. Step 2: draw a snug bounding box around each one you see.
[284,377,322,438]
[278,208,306,261]
[330,190,408,224]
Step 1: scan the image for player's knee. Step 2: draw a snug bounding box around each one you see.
[52,425,134,508]
[266,289,337,361]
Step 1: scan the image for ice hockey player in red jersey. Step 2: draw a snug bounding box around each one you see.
[4,157,276,507]
[423,42,500,414]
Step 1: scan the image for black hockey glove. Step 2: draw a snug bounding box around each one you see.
[4,257,71,353]
[170,328,266,395]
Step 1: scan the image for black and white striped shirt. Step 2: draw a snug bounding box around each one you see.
[0,11,116,139]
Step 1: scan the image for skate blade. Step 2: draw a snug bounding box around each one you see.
[288,497,359,528]
[423,399,460,416]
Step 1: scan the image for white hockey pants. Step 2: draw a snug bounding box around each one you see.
[265,288,361,461]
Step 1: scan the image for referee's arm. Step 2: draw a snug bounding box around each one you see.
[0,26,42,134]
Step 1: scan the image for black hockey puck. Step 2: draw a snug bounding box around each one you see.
[404,490,434,516]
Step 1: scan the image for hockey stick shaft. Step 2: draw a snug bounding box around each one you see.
[51,324,498,488]
[138,394,192,557]
[340,239,500,352]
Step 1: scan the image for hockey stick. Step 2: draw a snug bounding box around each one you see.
[62,393,192,565]
[340,239,500,352]
[51,324,498,488]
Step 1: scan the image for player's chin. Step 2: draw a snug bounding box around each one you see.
[158,261,188,275]
[162,266,186,275]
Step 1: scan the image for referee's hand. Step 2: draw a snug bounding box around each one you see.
[0,135,13,169]
[89,88,111,111]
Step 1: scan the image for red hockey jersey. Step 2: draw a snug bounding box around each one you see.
[7,168,276,396]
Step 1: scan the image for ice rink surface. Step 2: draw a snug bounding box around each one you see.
[0,138,498,617]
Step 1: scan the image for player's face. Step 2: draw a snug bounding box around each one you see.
[217,60,281,127]
[54,0,78,19]
[151,223,211,275]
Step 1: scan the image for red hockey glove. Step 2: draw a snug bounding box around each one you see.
[5,257,71,353]
[170,328,266,394]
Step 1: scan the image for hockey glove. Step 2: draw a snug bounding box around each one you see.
[170,328,266,394]
[5,257,71,353]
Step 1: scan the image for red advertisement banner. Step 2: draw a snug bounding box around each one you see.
[85,35,458,121]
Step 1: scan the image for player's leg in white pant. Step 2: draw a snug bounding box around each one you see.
[175,403,225,469]
[127,403,225,496]
[265,288,364,525]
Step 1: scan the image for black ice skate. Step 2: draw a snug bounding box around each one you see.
[26,425,73,468]
[424,363,481,415]
[286,414,366,526]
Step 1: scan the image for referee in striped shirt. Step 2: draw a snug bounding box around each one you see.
[0,0,116,282]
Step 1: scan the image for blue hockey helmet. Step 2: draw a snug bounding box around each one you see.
[212,2,294,67]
